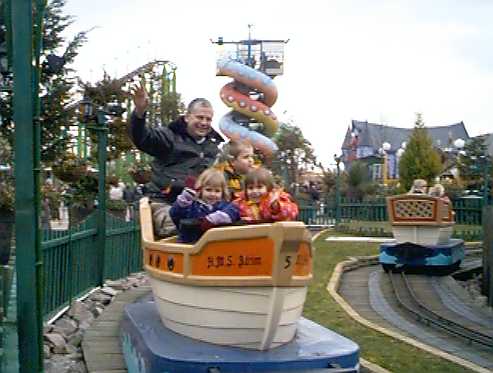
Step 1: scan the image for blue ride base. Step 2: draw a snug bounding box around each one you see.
[379,238,465,270]
[120,300,360,373]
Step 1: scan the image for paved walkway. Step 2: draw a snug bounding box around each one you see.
[81,285,151,373]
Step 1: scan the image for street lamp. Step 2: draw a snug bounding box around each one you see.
[334,154,342,225]
[380,142,391,185]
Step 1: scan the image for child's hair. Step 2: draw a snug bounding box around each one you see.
[195,168,229,200]
[222,141,253,161]
[409,179,427,193]
[429,183,445,197]
[244,167,274,197]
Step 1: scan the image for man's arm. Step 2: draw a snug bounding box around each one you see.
[128,111,174,157]
[128,83,174,157]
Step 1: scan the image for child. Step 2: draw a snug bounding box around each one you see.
[429,183,451,203]
[234,167,299,222]
[170,168,240,243]
[215,141,255,200]
[408,179,428,194]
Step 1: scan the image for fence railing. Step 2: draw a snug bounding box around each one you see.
[299,196,485,226]
[1,210,142,371]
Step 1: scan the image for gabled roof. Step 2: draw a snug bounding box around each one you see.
[342,120,470,152]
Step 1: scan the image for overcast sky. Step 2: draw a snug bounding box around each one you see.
[63,0,493,168]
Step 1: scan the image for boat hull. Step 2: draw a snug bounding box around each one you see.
[150,278,307,350]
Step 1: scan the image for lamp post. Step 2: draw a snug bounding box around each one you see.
[334,154,342,225]
[79,98,118,285]
[381,142,391,185]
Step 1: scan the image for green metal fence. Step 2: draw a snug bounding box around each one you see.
[1,211,141,371]
[299,197,484,226]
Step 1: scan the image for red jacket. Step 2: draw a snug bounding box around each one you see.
[233,190,299,222]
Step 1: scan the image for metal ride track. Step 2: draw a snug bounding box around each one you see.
[388,271,493,349]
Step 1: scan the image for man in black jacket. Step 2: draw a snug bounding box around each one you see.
[129,85,223,236]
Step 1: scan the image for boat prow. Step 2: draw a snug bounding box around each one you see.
[139,197,313,350]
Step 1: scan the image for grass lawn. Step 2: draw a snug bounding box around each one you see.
[302,229,474,373]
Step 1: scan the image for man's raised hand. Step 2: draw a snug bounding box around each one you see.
[130,83,149,118]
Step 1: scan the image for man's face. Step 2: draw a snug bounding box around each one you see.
[185,105,213,140]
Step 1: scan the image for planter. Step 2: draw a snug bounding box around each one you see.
[0,209,14,265]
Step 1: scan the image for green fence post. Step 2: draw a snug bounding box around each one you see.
[96,111,108,285]
[11,0,44,370]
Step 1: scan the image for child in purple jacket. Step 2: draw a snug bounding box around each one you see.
[169,168,240,243]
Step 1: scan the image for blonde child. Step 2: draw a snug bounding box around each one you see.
[215,141,255,199]
[170,168,240,243]
[233,167,298,222]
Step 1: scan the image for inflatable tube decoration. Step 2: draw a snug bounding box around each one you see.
[217,59,279,156]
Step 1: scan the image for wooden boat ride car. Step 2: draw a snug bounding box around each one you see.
[380,194,464,271]
[139,197,313,350]
[387,194,454,246]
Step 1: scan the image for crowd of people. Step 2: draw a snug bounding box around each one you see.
[127,84,299,243]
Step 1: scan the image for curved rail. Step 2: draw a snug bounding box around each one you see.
[217,59,279,156]
[388,272,493,348]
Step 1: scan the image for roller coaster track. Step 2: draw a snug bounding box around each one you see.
[388,271,493,348]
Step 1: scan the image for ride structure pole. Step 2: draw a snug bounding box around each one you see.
[11,0,44,370]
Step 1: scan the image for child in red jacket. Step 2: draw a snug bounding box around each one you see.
[233,167,298,222]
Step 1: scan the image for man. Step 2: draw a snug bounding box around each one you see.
[129,85,223,236]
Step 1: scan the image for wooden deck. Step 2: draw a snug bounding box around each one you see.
[81,285,151,373]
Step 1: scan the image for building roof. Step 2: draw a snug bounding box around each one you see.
[342,120,470,152]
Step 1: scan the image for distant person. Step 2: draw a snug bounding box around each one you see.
[234,167,298,222]
[408,179,428,194]
[169,168,240,243]
[429,183,450,203]
[128,84,223,237]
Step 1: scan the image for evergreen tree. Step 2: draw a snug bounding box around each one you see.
[457,135,492,191]
[0,0,88,164]
[398,113,442,191]
[80,72,132,161]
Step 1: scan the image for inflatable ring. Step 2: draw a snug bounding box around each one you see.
[217,59,279,156]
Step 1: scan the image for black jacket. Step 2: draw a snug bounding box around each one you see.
[129,111,224,200]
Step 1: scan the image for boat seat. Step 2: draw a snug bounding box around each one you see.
[387,194,454,227]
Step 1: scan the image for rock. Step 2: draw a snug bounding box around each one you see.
[67,331,83,348]
[67,301,94,324]
[89,292,112,305]
[44,343,52,358]
[44,272,149,372]
[101,286,119,296]
[44,332,67,348]
[54,317,78,336]
[105,279,128,290]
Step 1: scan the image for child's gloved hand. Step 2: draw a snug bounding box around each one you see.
[269,191,281,212]
[176,188,196,207]
[205,211,232,226]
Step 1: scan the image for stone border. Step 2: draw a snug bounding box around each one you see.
[327,255,491,373]
[311,230,390,373]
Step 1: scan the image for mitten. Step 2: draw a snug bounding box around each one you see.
[176,188,196,207]
[205,211,232,225]
[199,217,214,232]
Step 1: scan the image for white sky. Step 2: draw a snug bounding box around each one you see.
[63,0,493,168]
